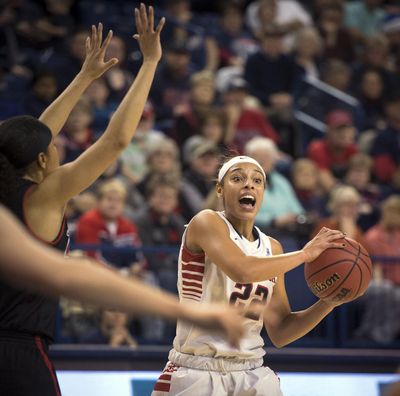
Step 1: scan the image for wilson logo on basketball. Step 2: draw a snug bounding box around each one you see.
[332,287,351,302]
[310,273,340,294]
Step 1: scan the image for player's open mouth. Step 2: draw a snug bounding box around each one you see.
[238,195,256,210]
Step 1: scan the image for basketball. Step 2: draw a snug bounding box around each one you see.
[304,237,373,303]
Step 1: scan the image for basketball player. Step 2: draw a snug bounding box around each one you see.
[0,5,165,396]
[153,156,345,396]
[0,205,244,346]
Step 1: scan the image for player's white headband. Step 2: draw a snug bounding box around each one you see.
[218,156,266,183]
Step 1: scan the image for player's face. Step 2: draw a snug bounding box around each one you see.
[219,162,265,221]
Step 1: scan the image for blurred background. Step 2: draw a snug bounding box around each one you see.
[1,0,399,394]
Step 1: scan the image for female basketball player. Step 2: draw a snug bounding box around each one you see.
[153,156,345,396]
[0,5,165,396]
[0,206,244,347]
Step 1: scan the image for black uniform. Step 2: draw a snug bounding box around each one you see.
[0,180,69,396]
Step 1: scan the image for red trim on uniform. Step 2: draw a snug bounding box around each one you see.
[159,374,172,381]
[182,245,205,263]
[182,263,204,273]
[23,185,66,246]
[182,292,201,299]
[182,273,203,282]
[182,296,200,302]
[154,382,171,392]
[182,286,202,294]
[34,336,61,396]
[182,280,202,288]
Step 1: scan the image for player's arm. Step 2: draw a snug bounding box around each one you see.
[186,210,345,283]
[0,206,243,347]
[39,24,118,136]
[39,5,165,205]
[263,239,338,348]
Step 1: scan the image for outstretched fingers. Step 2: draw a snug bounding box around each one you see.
[100,29,113,51]
[140,3,148,31]
[155,16,166,35]
[148,5,154,31]
[134,8,143,35]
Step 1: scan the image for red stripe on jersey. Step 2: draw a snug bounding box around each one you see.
[182,246,205,263]
[159,374,172,381]
[182,280,203,288]
[154,382,171,392]
[182,263,204,273]
[182,286,202,294]
[182,292,201,299]
[182,296,200,302]
[182,273,203,282]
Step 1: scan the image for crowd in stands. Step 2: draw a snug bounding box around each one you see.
[1,0,400,346]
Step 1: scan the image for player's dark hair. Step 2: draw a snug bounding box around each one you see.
[215,149,240,186]
[0,116,52,206]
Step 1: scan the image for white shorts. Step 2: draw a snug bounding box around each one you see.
[152,352,283,396]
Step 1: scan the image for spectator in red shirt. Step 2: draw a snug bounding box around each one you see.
[308,109,358,192]
[76,179,144,272]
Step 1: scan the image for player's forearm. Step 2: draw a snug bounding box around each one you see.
[58,260,183,319]
[237,250,308,283]
[266,300,334,348]
[39,72,93,136]
[102,61,158,148]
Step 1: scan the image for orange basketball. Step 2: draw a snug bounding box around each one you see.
[304,237,373,303]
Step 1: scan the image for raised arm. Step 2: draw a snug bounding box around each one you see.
[39,23,118,136]
[42,5,165,204]
[0,206,243,347]
[186,210,345,283]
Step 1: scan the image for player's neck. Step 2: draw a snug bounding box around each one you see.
[226,215,255,241]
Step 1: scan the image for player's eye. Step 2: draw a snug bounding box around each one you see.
[254,178,262,184]
[231,175,242,182]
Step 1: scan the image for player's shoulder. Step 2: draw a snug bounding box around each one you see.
[268,236,284,255]
[189,210,227,233]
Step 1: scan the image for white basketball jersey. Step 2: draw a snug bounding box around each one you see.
[172,211,277,361]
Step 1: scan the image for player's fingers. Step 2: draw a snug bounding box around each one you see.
[91,25,97,49]
[134,8,143,34]
[155,16,166,35]
[329,242,346,249]
[103,58,119,71]
[101,30,113,51]
[85,37,91,54]
[148,5,154,31]
[97,22,103,48]
[140,3,148,31]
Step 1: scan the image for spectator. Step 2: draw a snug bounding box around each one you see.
[136,136,181,198]
[213,3,258,67]
[245,0,312,50]
[355,68,386,132]
[104,35,134,102]
[120,101,165,185]
[198,109,230,152]
[370,93,400,185]
[291,158,328,224]
[311,185,365,245]
[244,25,298,109]
[344,153,381,231]
[317,2,355,63]
[149,40,191,125]
[292,26,322,81]
[75,179,145,271]
[23,71,58,118]
[344,0,386,44]
[172,70,216,147]
[221,76,279,154]
[351,34,397,96]
[162,0,219,71]
[180,136,220,221]
[61,97,94,163]
[85,77,118,138]
[244,137,305,242]
[308,109,358,191]
[101,309,137,347]
[356,195,400,344]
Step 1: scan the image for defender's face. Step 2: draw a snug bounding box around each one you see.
[219,162,265,221]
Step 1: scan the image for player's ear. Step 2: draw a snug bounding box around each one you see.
[37,152,47,170]
[216,182,223,198]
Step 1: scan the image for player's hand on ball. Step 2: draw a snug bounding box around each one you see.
[302,227,345,263]
[134,4,165,63]
[80,23,119,80]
